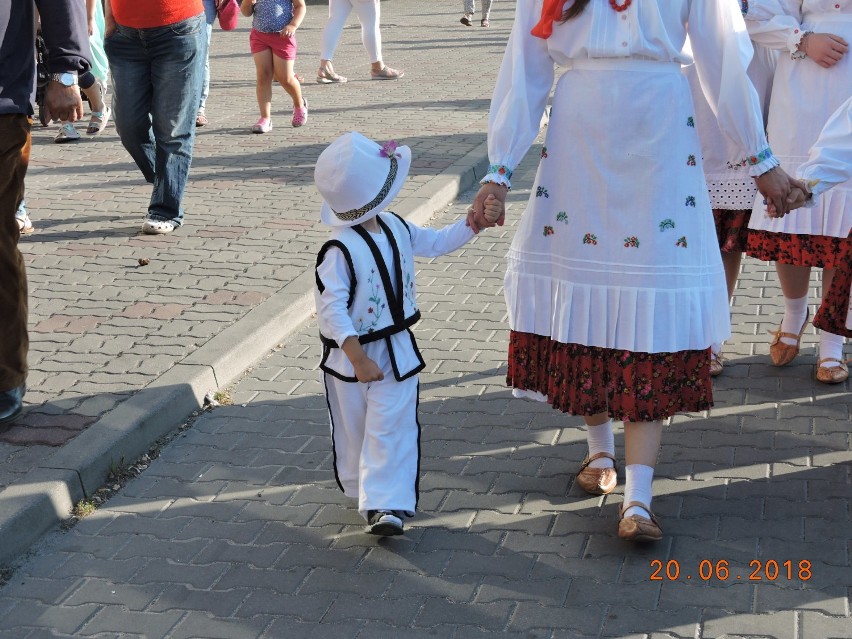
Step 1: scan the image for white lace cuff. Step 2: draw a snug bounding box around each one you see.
[788,28,810,58]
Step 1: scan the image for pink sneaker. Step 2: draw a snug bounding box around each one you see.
[252,117,272,134]
[292,98,308,127]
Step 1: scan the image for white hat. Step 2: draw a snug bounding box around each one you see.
[316,132,412,227]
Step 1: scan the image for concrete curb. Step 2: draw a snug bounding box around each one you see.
[0,141,490,567]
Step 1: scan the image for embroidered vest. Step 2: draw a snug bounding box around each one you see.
[316,213,425,381]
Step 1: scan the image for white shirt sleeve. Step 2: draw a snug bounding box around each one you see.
[483,0,555,188]
[798,97,852,197]
[745,0,807,54]
[315,246,359,347]
[405,217,476,258]
[688,0,779,176]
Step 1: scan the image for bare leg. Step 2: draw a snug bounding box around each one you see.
[721,251,742,302]
[272,56,302,108]
[253,50,274,119]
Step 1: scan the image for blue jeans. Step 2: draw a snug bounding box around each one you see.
[105,14,207,225]
[200,0,217,110]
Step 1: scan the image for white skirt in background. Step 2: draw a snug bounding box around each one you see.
[504,59,730,355]
[750,13,852,238]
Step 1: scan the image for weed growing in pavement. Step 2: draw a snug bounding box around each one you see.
[72,499,97,518]
[214,390,233,405]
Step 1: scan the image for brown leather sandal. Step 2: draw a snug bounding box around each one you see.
[815,358,849,384]
[769,309,809,366]
[575,452,617,495]
[618,501,662,542]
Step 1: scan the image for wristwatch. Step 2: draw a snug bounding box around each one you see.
[49,72,78,87]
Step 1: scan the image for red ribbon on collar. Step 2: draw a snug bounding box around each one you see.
[531,0,567,39]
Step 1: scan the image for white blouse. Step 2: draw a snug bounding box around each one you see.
[484,0,778,187]
[799,96,852,197]
[746,0,850,54]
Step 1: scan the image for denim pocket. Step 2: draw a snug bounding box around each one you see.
[169,13,204,36]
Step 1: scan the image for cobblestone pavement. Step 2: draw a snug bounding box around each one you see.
[1,115,850,637]
[0,2,511,489]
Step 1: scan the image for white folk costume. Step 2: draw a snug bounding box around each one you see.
[314,133,475,521]
[805,97,852,336]
[746,0,852,242]
[488,0,778,420]
[685,2,779,211]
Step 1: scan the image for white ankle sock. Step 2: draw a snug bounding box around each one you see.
[779,295,809,346]
[819,330,846,366]
[586,419,615,469]
[623,464,654,518]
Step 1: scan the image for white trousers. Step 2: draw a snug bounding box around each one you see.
[321,0,382,63]
[463,0,494,19]
[324,367,420,520]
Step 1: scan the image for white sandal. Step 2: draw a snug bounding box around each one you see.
[141,219,178,235]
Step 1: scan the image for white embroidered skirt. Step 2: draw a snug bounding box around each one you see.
[504,59,730,354]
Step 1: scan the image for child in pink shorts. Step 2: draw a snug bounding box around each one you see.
[240,0,307,132]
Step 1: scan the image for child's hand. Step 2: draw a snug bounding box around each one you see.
[482,194,504,224]
[801,32,848,68]
[353,355,384,383]
[282,24,297,38]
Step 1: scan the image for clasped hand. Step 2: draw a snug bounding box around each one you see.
[466,184,507,233]
[755,166,809,218]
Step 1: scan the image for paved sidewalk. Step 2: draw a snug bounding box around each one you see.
[0,1,516,562]
[1,121,850,637]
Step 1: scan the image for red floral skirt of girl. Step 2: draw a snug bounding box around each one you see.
[813,232,852,339]
[507,332,713,423]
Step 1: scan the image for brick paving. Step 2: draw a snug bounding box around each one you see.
[0,1,507,487]
[1,1,850,636]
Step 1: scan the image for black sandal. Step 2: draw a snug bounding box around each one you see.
[460,14,473,26]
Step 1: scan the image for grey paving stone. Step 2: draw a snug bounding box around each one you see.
[168,611,273,639]
[701,610,797,639]
[76,608,183,638]
[508,603,604,635]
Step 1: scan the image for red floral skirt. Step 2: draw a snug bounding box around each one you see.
[713,209,751,254]
[814,239,852,338]
[746,231,848,268]
[507,331,713,422]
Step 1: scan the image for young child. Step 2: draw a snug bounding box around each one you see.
[785,97,852,341]
[240,0,307,132]
[314,132,502,535]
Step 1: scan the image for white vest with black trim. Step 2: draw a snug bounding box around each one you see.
[316,212,425,382]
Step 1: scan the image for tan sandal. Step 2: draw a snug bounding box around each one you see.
[709,351,724,377]
[575,452,617,495]
[371,66,404,80]
[618,501,662,542]
[769,309,809,366]
[815,358,849,384]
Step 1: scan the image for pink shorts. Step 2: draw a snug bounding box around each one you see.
[249,28,297,60]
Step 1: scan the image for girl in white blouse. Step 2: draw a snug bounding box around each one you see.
[466,0,795,542]
[745,0,850,384]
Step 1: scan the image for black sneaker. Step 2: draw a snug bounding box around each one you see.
[367,510,404,536]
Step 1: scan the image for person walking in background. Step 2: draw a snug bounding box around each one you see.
[103,0,208,234]
[1,0,90,426]
[685,4,779,376]
[314,132,502,536]
[197,0,219,127]
[460,0,494,27]
[745,0,851,384]
[466,0,796,543]
[316,0,403,83]
[240,0,307,132]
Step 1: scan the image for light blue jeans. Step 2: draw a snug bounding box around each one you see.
[105,14,207,225]
[200,0,218,111]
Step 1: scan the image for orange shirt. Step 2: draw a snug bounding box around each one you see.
[110,0,204,29]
